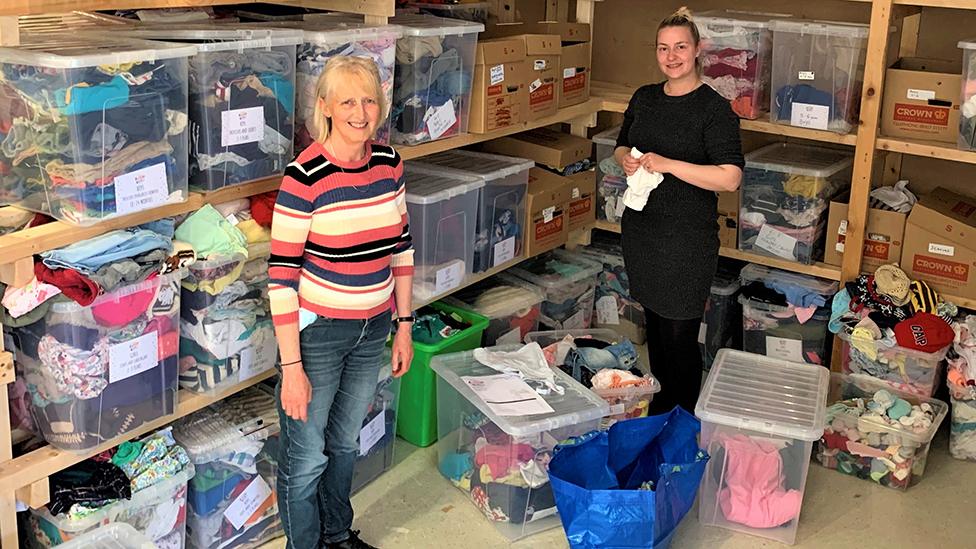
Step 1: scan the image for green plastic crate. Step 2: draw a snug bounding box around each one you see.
[396,301,488,447]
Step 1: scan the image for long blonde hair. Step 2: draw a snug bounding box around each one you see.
[310,56,386,144]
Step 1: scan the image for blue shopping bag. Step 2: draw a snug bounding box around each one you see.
[548,407,708,549]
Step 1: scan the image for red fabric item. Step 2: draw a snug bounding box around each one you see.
[474,443,535,479]
[893,312,954,353]
[29,213,55,228]
[821,431,850,452]
[91,274,158,327]
[34,262,100,306]
[250,191,278,227]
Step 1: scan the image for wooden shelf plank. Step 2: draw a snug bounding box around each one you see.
[0,0,396,17]
[945,293,976,311]
[877,136,976,165]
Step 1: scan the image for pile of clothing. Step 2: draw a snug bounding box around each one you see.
[816,384,941,490]
[0,54,189,224]
[579,239,646,345]
[31,427,194,548]
[444,273,543,346]
[700,30,772,119]
[176,200,275,394]
[596,157,626,224]
[509,250,600,332]
[961,77,976,150]
[411,305,472,345]
[351,369,399,494]
[829,264,957,396]
[947,315,976,461]
[173,386,281,549]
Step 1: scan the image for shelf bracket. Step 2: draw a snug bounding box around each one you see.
[0,17,18,47]
[0,257,34,288]
[15,479,49,510]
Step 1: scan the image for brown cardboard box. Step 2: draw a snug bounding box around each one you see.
[824,201,907,273]
[469,38,527,133]
[881,58,961,143]
[522,34,561,120]
[477,127,591,170]
[566,170,596,231]
[558,42,591,108]
[717,190,738,248]
[900,187,976,300]
[525,167,571,255]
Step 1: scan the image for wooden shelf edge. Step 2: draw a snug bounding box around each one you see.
[945,293,976,311]
[0,0,395,17]
[414,254,531,309]
[0,368,277,492]
[876,136,976,165]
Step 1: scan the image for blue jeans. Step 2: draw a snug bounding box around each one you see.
[276,312,391,548]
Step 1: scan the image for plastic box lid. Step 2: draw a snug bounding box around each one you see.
[695,10,788,29]
[696,349,830,441]
[958,39,976,50]
[112,27,303,50]
[509,249,603,289]
[431,346,611,436]
[58,522,156,549]
[404,164,484,204]
[524,328,624,347]
[710,272,742,296]
[592,126,621,147]
[390,14,485,36]
[299,22,404,42]
[173,407,279,465]
[415,150,533,181]
[837,331,951,362]
[829,373,949,445]
[410,2,489,11]
[740,263,838,296]
[443,272,546,318]
[768,18,870,39]
[0,34,198,68]
[745,143,853,178]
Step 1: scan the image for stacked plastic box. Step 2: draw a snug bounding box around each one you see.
[443,272,546,347]
[700,269,742,370]
[0,36,193,225]
[389,15,484,145]
[696,349,829,545]
[58,523,156,549]
[739,264,837,366]
[957,39,976,150]
[432,347,609,540]
[838,333,948,397]
[816,373,948,490]
[591,126,627,225]
[404,163,484,301]
[509,249,603,331]
[697,11,776,120]
[352,362,401,493]
[411,150,532,272]
[769,19,870,134]
[739,143,853,264]
[578,239,645,345]
[10,272,183,452]
[409,2,489,24]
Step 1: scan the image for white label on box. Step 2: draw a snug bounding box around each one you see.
[239,346,274,381]
[528,506,558,523]
[698,322,707,345]
[907,88,936,101]
[497,327,521,346]
[838,219,848,236]
[765,336,804,363]
[493,236,516,267]
[572,187,580,199]
[835,241,846,253]
[434,262,463,294]
[534,59,547,70]
[790,102,830,130]
[755,224,798,260]
[359,408,386,456]
[595,295,619,325]
[563,67,577,79]
[543,206,555,223]
[426,99,456,140]
[115,162,168,215]
[798,71,815,80]
[490,64,505,85]
[928,243,955,256]
[529,78,542,93]
[224,476,273,530]
[109,332,158,384]
[562,309,586,330]
[221,106,265,147]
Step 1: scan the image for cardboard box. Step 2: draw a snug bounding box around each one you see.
[525,167,570,255]
[566,169,596,231]
[469,38,527,133]
[900,187,976,300]
[522,34,561,120]
[558,42,591,108]
[717,190,739,249]
[881,58,961,144]
[824,201,907,273]
[477,127,591,170]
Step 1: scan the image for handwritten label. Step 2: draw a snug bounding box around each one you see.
[928,243,955,256]
[239,346,275,381]
[790,102,830,130]
[595,295,619,325]
[497,327,521,346]
[562,309,586,330]
[572,187,581,199]
[490,64,505,85]
[493,236,516,267]
[755,224,798,260]
[359,409,386,456]
[543,206,555,223]
[534,59,547,70]
[838,219,848,236]
[109,332,158,384]
[907,88,936,101]
[765,336,804,363]
[563,67,577,79]
[798,71,815,80]
[698,322,708,345]
[435,262,463,294]
[221,106,265,147]
[224,476,273,530]
[426,99,457,140]
[115,162,168,215]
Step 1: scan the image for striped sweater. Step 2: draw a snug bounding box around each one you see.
[268,141,414,329]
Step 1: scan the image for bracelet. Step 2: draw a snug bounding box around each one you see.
[281,360,302,367]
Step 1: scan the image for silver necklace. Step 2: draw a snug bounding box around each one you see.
[326,140,371,193]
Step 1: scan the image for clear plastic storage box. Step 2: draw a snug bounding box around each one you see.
[769,19,870,134]
[432,347,610,540]
[739,264,837,366]
[0,36,194,225]
[352,363,401,493]
[58,523,156,549]
[838,332,948,397]
[816,373,948,490]
[700,270,742,370]
[596,175,626,225]
[389,15,484,145]
[411,150,532,272]
[591,126,622,195]
[409,2,489,24]
[957,39,976,150]
[10,271,183,452]
[509,249,603,331]
[950,395,976,462]
[404,164,484,301]
[442,272,546,346]
[578,242,645,345]
[739,143,853,264]
[697,11,778,120]
[696,349,829,545]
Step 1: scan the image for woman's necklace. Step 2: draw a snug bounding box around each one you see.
[326,140,371,193]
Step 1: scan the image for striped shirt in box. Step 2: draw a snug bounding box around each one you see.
[268,141,414,329]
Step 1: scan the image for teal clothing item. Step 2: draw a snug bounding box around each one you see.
[175,204,248,260]
[829,289,852,334]
[55,75,130,115]
[259,72,294,114]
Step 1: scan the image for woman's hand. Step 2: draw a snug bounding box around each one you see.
[392,324,413,378]
[639,152,674,174]
[620,153,641,177]
[281,363,312,422]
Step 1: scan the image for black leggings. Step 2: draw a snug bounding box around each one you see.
[644,308,704,415]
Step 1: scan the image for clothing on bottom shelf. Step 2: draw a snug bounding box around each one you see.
[948,315,976,461]
[774,83,859,133]
[715,434,801,529]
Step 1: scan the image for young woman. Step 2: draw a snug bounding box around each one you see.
[614,7,744,414]
[269,56,414,549]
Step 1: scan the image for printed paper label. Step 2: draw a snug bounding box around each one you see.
[838,219,849,236]
[534,59,547,70]
[529,78,542,93]
[490,64,505,85]
[239,346,275,381]
[528,506,558,523]
[562,309,586,330]
[907,88,936,101]
[765,336,804,363]
[698,322,707,345]
[434,262,463,294]
[497,327,521,346]
[543,206,555,223]
[835,241,846,252]
[109,332,159,384]
[221,106,265,147]
[493,236,516,267]
[462,373,555,416]
[359,409,386,456]
[755,224,798,260]
[224,476,273,530]
[928,243,955,256]
[426,99,457,140]
[563,67,577,79]
[115,162,168,215]
[790,102,830,130]
[595,295,620,325]
[572,187,581,199]
[798,71,815,80]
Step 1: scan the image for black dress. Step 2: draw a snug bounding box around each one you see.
[616,82,744,320]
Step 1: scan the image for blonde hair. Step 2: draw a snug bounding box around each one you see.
[658,6,702,72]
[310,56,386,144]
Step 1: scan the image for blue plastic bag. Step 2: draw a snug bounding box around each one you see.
[548,407,708,549]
